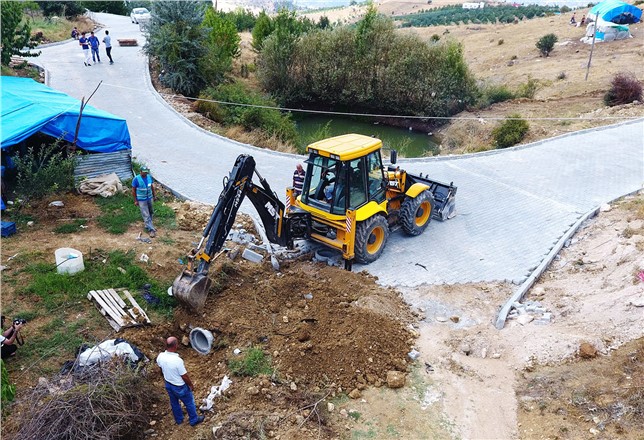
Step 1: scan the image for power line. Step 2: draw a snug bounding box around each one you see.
[102,82,642,122]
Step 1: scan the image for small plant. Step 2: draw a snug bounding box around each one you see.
[1,359,16,407]
[228,347,273,377]
[560,5,572,13]
[348,410,361,421]
[54,219,87,234]
[536,33,558,57]
[430,33,440,42]
[492,114,529,149]
[557,71,567,80]
[511,55,518,60]
[516,77,541,99]
[603,73,643,106]
[498,38,504,45]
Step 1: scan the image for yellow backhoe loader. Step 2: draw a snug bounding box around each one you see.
[173,134,456,310]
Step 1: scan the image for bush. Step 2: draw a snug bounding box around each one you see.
[557,71,566,80]
[14,141,77,200]
[492,114,529,148]
[198,82,298,144]
[478,83,515,108]
[603,73,643,106]
[560,5,572,13]
[228,347,273,377]
[536,33,558,57]
[259,13,478,118]
[515,77,540,99]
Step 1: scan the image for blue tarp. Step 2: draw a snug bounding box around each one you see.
[1,77,131,152]
[589,0,642,24]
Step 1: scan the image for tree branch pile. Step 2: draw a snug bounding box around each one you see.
[14,360,157,440]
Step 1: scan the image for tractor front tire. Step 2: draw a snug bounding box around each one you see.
[400,190,434,236]
[354,215,390,264]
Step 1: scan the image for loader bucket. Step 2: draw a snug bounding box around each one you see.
[172,271,212,311]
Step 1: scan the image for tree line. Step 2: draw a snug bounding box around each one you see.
[396,5,560,27]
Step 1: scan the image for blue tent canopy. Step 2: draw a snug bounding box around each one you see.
[1,77,131,152]
[589,0,642,24]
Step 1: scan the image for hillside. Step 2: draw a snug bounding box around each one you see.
[299,1,644,153]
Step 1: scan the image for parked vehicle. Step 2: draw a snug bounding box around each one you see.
[130,7,150,24]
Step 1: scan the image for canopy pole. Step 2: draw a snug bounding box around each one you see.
[585,20,598,81]
[72,81,103,149]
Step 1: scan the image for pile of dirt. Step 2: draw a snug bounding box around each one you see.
[120,258,416,439]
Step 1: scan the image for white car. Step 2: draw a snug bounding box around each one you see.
[130,8,151,24]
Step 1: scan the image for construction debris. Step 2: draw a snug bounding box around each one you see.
[87,288,151,331]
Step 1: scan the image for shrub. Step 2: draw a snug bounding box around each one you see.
[228,347,273,376]
[492,114,529,148]
[557,71,566,80]
[430,33,440,42]
[198,82,298,144]
[498,38,504,45]
[560,5,572,13]
[14,141,77,200]
[1,359,15,407]
[604,73,643,106]
[478,83,515,108]
[515,77,540,99]
[536,33,558,57]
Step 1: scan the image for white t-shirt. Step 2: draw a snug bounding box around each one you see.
[0,335,5,345]
[156,351,187,386]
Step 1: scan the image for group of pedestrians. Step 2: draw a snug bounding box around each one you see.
[78,29,114,66]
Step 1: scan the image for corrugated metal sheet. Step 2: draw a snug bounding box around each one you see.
[75,150,133,182]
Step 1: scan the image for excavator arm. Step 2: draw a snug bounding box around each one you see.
[173,154,309,311]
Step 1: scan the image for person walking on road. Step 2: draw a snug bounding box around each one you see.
[88,31,100,63]
[103,30,114,64]
[156,337,205,427]
[132,166,157,237]
[292,163,305,196]
[79,32,91,66]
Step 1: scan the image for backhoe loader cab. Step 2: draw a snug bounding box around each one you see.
[293,134,457,266]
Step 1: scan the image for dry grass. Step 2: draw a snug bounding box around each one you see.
[517,338,644,440]
[224,125,297,153]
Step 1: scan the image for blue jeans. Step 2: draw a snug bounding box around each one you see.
[138,199,155,232]
[164,382,199,425]
[91,47,100,62]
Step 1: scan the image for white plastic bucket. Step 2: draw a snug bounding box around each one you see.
[55,248,85,275]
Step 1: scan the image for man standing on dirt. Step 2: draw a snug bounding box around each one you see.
[132,166,157,237]
[157,337,204,426]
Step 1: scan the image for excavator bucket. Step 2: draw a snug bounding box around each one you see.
[172,271,212,311]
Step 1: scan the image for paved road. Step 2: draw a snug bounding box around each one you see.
[33,13,644,288]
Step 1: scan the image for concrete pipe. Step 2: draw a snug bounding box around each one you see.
[189,328,214,354]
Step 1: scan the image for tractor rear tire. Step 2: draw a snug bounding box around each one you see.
[354,215,390,264]
[400,190,434,236]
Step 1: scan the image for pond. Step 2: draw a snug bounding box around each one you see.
[295,115,441,158]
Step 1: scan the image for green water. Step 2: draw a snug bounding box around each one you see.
[295,115,441,158]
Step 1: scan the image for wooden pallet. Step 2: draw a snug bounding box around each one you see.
[117,39,138,46]
[87,288,151,332]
